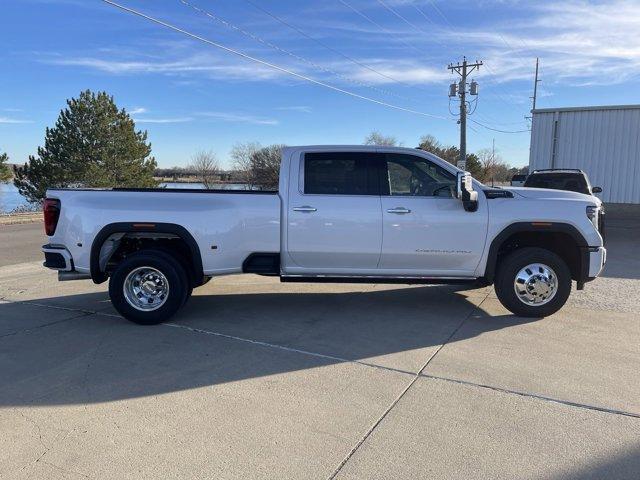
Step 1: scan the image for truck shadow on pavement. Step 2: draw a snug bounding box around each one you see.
[1,285,541,407]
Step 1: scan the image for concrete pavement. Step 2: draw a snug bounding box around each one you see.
[0,218,639,479]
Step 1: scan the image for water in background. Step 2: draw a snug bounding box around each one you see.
[159,182,251,190]
[0,183,30,213]
[0,182,253,214]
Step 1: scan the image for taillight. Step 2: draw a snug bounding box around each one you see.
[43,198,61,236]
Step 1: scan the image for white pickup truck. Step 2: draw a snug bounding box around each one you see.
[42,146,606,325]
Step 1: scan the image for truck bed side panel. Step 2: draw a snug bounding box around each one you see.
[46,190,281,275]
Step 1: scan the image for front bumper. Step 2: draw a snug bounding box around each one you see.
[588,246,606,278]
[42,244,74,271]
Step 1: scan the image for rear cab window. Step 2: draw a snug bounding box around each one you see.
[303,152,382,195]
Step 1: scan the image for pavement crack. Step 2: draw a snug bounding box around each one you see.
[327,293,490,480]
[20,412,50,467]
[418,293,490,373]
[0,314,90,339]
[40,460,90,479]
[164,323,416,377]
[420,373,640,419]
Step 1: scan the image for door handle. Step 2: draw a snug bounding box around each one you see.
[293,206,317,212]
[387,207,411,214]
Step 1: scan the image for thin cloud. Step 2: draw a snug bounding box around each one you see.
[440,0,640,87]
[276,106,312,113]
[198,112,279,126]
[129,107,147,115]
[36,0,640,94]
[0,117,32,124]
[133,117,193,124]
[43,54,285,82]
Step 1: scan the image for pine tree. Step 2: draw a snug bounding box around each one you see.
[14,90,157,203]
[0,151,11,183]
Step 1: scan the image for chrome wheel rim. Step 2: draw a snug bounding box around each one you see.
[513,263,557,306]
[123,266,170,312]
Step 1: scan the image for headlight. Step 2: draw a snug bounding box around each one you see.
[586,205,598,220]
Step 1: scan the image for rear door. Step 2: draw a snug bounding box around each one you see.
[285,151,383,272]
[378,153,488,276]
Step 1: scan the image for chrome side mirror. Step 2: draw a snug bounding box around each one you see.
[457,171,478,212]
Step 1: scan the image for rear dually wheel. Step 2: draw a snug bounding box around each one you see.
[109,250,189,325]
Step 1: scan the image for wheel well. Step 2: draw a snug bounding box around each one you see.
[90,223,204,286]
[494,231,581,281]
[108,235,196,280]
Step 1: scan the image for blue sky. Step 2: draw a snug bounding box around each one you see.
[2,0,639,168]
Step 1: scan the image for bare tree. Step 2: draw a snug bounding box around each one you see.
[230,142,261,190]
[250,144,284,190]
[231,142,284,190]
[189,150,220,189]
[364,131,399,146]
[476,148,513,184]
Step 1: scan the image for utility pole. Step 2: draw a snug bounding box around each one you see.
[526,57,541,126]
[448,57,482,170]
[531,57,540,111]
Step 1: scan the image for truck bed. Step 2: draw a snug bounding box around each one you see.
[45,188,281,276]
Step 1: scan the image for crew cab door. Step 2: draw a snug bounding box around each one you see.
[284,151,383,272]
[378,153,488,276]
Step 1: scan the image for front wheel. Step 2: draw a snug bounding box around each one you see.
[494,247,571,318]
[109,250,189,325]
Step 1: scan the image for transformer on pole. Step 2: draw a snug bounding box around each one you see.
[447,57,482,170]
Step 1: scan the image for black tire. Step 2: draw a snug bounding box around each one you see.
[494,247,571,318]
[183,285,193,307]
[109,249,189,325]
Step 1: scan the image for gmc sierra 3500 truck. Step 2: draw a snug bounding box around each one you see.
[41,145,606,325]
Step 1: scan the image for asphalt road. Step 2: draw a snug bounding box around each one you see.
[0,222,45,267]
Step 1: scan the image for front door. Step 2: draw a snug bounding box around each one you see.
[286,151,383,272]
[378,153,488,276]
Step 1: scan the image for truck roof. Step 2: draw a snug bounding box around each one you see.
[285,145,425,154]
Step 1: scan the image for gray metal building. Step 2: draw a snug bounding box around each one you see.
[529,104,640,204]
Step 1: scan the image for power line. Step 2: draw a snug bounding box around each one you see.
[474,113,530,127]
[376,0,429,37]
[409,3,452,51]
[336,0,427,59]
[241,0,419,91]
[408,0,528,111]
[179,0,406,101]
[101,0,449,120]
[470,119,530,134]
[425,0,454,29]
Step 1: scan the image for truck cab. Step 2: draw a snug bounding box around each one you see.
[280,146,487,278]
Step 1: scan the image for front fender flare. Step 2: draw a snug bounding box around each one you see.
[483,222,588,283]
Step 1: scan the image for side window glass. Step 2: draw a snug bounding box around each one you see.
[385,154,455,197]
[304,152,381,195]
